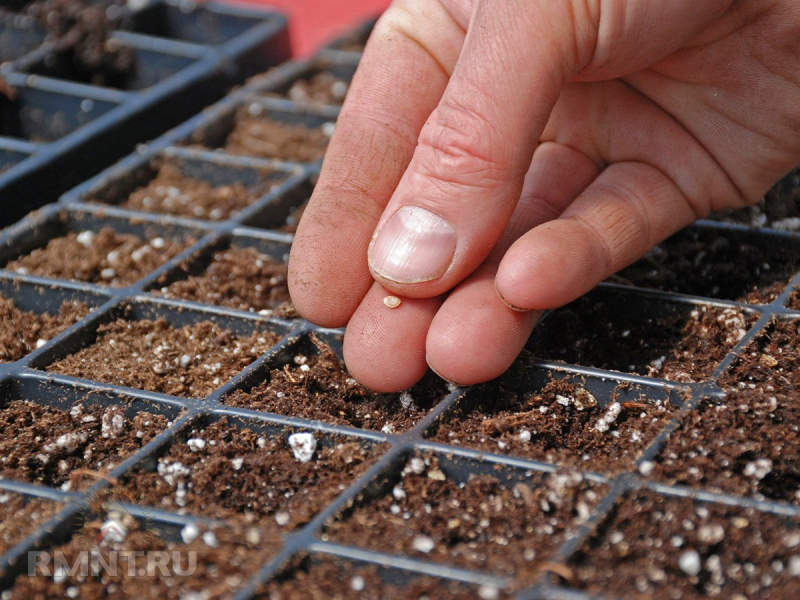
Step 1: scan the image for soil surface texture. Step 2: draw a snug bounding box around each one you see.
[0,493,61,555]
[654,318,800,503]
[10,518,278,598]
[223,336,447,432]
[118,419,381,528]
[222,106,330,162]
[610,227,800,304]
[0,295,88,362]
[6,228,192,287]
[157,244,291,314]
[431,362,676,474]
[325,452,602,588]
[282,71,350,106]
[789,289,800,310]
[714,167,800,231]
[47,318,280,398]
[259,555,497,599]
[571,491,800,598]
[21,0,134,88]
[117,161,276,221]
[0,399,169,490]
[528,297,754,382]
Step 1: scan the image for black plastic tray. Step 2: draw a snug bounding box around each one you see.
[1,23,800,599]
[0,0,290,228]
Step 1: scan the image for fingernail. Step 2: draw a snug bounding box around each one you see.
[369,206,456,283]
[494,279,532,312]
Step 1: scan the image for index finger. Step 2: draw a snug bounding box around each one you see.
[288,0,467,327]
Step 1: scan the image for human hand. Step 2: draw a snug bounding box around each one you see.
[289,0,800,392]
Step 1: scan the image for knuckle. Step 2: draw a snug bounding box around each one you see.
[414,95,515,190]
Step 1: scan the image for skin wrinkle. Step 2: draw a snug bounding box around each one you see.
[290,0,800,390]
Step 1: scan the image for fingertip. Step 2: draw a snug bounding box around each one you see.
[342,284,441,392]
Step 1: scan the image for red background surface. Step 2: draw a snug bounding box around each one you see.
[231,0,390,57]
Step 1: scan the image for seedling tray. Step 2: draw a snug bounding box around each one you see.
[2,21,800,599]
[0,0,290,228]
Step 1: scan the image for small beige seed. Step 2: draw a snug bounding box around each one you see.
[383,295,402,309]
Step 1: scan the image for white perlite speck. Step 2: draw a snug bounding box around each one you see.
[202,531,218,548]
[638,461,655,476]
[788,556,800,576]
[478,585,500,600]
[697,523,725,545]
[350,575,365,592]
[275,512,291,526]
[181,523,200,544]
[76,230,95,248]
[595,402,622,433]
[399,391,414,409]
[101,409,125,439]
[187,438,206,452]
[744,458,773,480]
[288,432,317,463]
[679,550,702,576]
[231,457,244,471]
[411,535,435,553]
[518,429,532,442]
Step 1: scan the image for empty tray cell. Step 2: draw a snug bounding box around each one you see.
[0,10,45,63]
[0,82,119,143]
[152,237,292,315]
[0,278,104,362]
[429,354,678,474]
[12,511,278,598]
[45,302,283,398]
[259,553,500,599]
[324,451,603,588]
[1,212,199,287]
[0,379,175,491]
[570,490,800,597]
[126,1,269,46]
[653,318,800,503]
[0,493,62,556]
[264,62,355,107]
[116,416,383,528]
[610,225,800,304]
[528,290,756,381]
[222,333,448,432]
[713,167,800,231]
[188,100,333,162]
[27,36,198,91]
[0,146,32,174]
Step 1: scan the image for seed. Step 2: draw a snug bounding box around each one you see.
[383,295,402,309]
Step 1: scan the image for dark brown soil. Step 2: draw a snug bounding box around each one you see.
[0,295,88,362]
[325,452,603,588]
[430,361,676,474]
[282,71,350,106]
[571,490,800,598]
[117,419,381,528]
[47,318,280,398]
[22,0,134,88]
[789,289,800,310]
[223,336,447,432]
[115,161,276,221]
[222,107,330,162]
[5,228,193,287]
[528,297,754,382]
[12,518,279,598]
[0,399,169,491]
[259,555,498,599]
[278,198,309,234]
[610,227,800,304]
[156,244,291,314]
[653,318,800,503]
[713,167,800,231]
[0,494,62,555]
